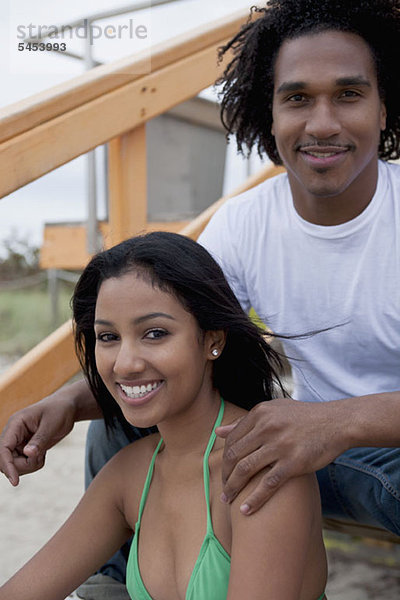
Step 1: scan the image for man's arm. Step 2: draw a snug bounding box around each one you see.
[216,391,400,514]
[0,379,101,486]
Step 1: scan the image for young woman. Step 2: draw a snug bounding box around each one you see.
[0,232,327,600]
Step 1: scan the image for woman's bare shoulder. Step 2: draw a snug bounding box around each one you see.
[110,432,162,472]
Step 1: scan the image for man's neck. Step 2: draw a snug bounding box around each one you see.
[287,161,380,226]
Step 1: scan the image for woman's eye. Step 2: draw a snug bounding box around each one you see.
[96,332,118,342]
[145,329,168,340]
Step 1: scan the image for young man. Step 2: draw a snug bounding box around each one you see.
[1,0,400,597]
[202,0,400,523]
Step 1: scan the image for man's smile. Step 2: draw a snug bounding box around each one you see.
[298,144,351,168]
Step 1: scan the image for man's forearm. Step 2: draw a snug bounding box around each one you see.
[333,391,400,449]
[55,378,102,422]
[0,378,103,485]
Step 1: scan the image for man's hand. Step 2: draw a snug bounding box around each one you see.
[216,397,349,515]
[0,379,100,486]
[0,394,76,486]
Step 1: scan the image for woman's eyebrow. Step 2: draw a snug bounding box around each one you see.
[94,313,176,327]
[133,312,176,324]
[94,319,113,326]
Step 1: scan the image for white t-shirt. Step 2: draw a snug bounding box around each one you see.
[199,160,400,402]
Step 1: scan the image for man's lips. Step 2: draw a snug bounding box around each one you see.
[297,144,351,154]
[297,144,352,167]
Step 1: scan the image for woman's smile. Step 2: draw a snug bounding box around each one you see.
[117,380,164,406]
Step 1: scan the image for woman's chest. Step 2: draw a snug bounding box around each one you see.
[134,464,231,600]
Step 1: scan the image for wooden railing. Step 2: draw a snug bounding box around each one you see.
[0,8,249,202]
[0,6,283,429]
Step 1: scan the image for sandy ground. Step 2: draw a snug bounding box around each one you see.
[1,422,400,598]
[0,421,89,585]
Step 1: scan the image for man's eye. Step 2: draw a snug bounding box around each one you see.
[96,332,118,342]
[145,329,168,340]
[341,90,359,99]
[288,94,306,102]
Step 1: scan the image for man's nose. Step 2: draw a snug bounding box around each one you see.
[304,99,341,139]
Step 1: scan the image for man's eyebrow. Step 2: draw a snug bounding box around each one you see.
[276,81,307,94]
[335,76,371,87]
[94,312,175,327]
[276,76,372,95]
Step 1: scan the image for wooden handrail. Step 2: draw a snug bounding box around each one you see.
[0,2,257,202]
[0,322,79,430]
[0,7,250,147]
[0,44,224,199]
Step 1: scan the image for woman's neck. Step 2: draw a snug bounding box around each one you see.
[157,390,222,458]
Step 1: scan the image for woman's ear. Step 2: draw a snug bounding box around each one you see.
[205,330,227,359]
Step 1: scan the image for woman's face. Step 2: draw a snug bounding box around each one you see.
[94,271,219,428]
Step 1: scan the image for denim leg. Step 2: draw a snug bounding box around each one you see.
[84,418,155,583]
[317,447,400,535]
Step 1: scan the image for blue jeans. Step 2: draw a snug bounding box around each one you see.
[317,446,400,535]
[85,419,400,583]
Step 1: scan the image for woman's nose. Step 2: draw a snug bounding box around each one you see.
[113,342,146,377]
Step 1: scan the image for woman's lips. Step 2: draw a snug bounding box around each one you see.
[117,380,164,407]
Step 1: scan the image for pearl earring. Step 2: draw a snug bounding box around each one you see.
[212,349,219,357]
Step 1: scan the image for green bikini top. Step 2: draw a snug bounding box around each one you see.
[126,399,325,600]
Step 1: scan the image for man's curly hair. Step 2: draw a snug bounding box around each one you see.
[218,0,400,164]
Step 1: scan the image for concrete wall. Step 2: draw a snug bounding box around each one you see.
[147,95,227,220]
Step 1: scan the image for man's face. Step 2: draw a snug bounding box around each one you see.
[271,30,387,222]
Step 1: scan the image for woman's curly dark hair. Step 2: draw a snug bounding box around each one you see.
[218,0,400,164]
